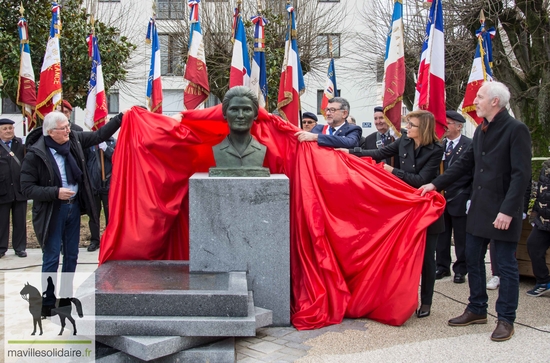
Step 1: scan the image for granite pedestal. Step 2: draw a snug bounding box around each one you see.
[189,173,290,326]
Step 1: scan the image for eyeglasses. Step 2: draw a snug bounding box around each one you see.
[53,125,71,131]
[303,121,316,124]
[324,107,342,114]
[406,121,419,128]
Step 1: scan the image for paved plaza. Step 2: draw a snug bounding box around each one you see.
[1,248,549,362]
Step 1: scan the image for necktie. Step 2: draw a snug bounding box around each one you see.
[446,140,454,155]
[380,133,387,144]
[4,141,10,150]
[329,127,335,135]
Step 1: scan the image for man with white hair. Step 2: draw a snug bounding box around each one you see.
[20,110,124,275]
[419,81,531,342]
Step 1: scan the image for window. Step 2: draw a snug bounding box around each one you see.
[316,89,342,115]
[317,34,341,58]
[204,94,221,108]
[159,34,185,76]
[2,97,20,114]
[157,0,185,20]
[107,90,119,114]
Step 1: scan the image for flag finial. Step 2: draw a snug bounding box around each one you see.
[19,2,24,16]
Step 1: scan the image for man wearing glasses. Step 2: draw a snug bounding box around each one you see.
[20,110,123,281]
[435,111,472,284]
[0,119,27,258]
[301,112,318,132]
[295,97,362,148]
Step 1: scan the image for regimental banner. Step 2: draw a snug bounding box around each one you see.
[4,272,95,362]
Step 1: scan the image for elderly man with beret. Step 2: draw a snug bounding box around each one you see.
[435,110,473,284]
[301,112,318,132]
[0,118,27,258]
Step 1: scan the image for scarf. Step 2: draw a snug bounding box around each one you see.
[44,136,83,185]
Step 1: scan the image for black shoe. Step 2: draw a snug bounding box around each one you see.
[416,304,431,318]
[435,269,451,280]
[87,242,99,252]
[15,251,27,258]
[453,273,466,284]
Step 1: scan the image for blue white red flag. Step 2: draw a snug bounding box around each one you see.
[382,0,405,136]
[35,2,62,120]
[184,0,210,109]
[414,0,446,137]
[229,9,251,88]
[146,17,163,113]
[320,58,338,117]
[462,20,495,125]
[250,14,268,108]
[16,13,37,130]
[277,4,305,126]
[85,34,108,130]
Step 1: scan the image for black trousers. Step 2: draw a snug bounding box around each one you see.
[527,226,550,284]
[88,193,109,245]
[420,233,438,305]
[0,200,27,253]
[436,209,467,275]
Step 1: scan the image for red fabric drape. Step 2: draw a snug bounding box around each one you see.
[100,106,445,328]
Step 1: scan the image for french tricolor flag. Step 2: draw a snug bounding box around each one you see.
[16,14,37,130]
[277,4,305,127]
[320,58,338,117]
[35,2,62,120]
[382,0,405,135]
[183,0,210,110]
[85,34,108,131]
[229,10,251,88]
[462,21,495,125]
[146,18,163,114]
[414,0,446,137]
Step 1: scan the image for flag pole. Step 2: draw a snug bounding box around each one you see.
[19,3,27,136]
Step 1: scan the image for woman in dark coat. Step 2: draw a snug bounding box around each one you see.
[342,109,444,318]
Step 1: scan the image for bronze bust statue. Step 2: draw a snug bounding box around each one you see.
[210,86,269,177]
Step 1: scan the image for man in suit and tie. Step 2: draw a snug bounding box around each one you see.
[435,110,473,283]
[361,106,396,165]
[0,119,27,258]
[295,97,362,148]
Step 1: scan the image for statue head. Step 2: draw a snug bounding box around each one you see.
[222,86,259,134]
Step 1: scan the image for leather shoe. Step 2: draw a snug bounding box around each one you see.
[416,304,431,318]
[448,309,487,326]
[87,242,99,252]
[15,251,27,258]
[435,269,451,280]
[491,320,514,341]
[453,273,466,284]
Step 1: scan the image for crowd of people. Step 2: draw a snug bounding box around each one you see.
[1,81,549,341]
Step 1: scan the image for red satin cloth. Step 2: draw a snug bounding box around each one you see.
[100,106,445,328]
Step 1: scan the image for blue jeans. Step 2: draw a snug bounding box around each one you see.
[42,201,81,274]
[465,233,519,324]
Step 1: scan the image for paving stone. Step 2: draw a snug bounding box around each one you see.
[284,341,310,351]
[248,341,284,354]
[278,346,308,357]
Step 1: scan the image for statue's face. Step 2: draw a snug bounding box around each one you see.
[225,96,256,133]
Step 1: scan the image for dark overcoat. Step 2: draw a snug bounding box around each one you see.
[432,109,531,242]
[20,113,122,247]
[0,137,26,204]
[442,135,473,217]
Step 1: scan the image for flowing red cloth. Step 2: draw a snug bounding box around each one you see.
[100,106,445,328]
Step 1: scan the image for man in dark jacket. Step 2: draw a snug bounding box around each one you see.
[86,137,116,252]
[295,97,362,148]
[420,81,531,342]
[20,110,123,275]
[361,107,396,165]
[0,118,27,258]
[435,110,473,283]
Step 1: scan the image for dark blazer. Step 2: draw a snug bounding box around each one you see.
[361,131,396,165]
[442,136,473,216]
[432,109,531,242]
[20,113,123,247]
[311,122,362,148]
[351,136,444,234]
[0,137,26,204]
